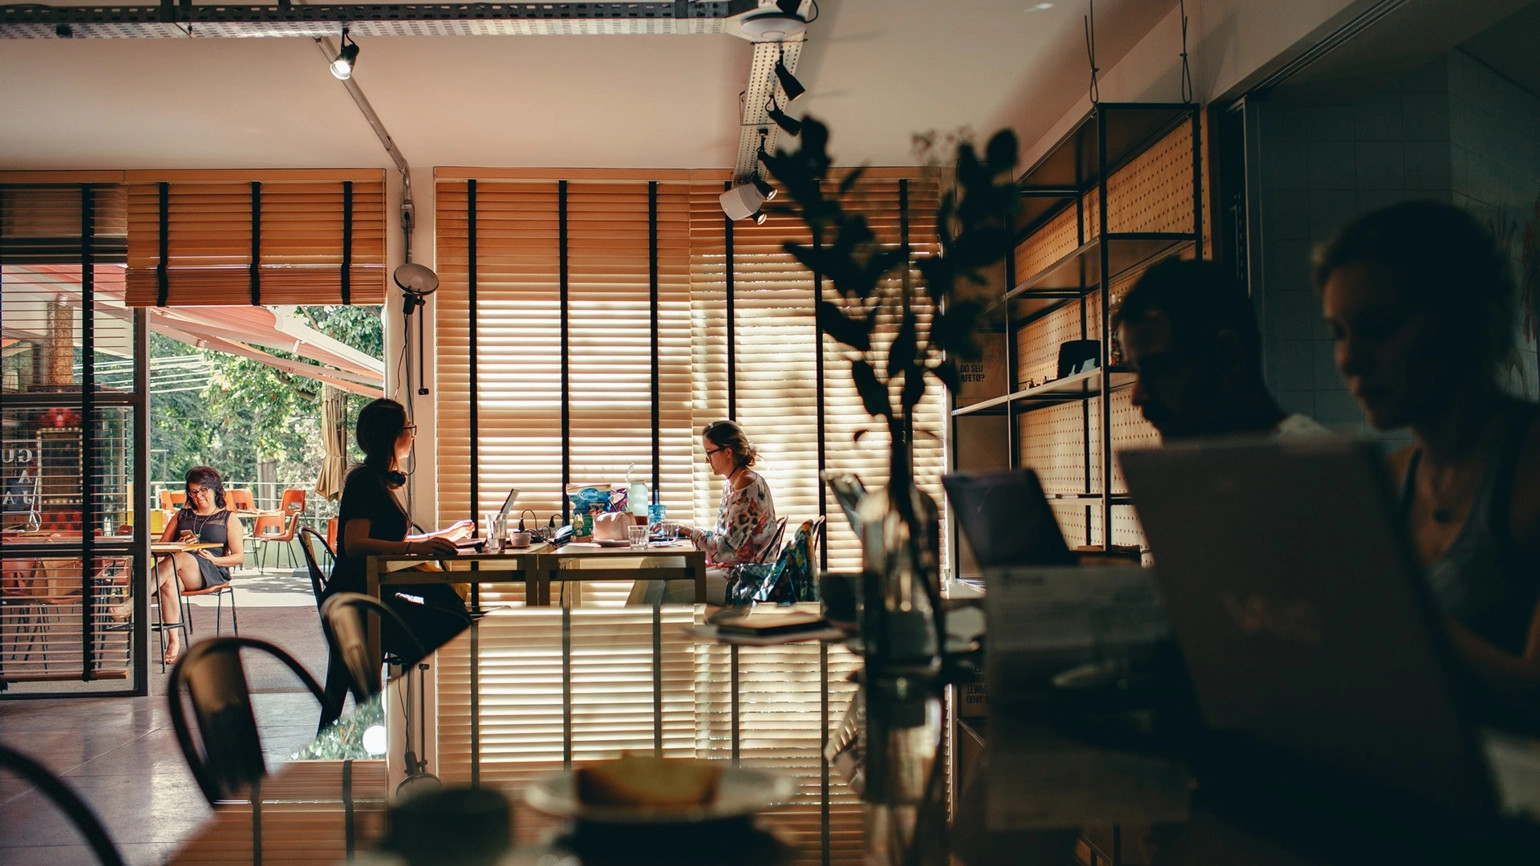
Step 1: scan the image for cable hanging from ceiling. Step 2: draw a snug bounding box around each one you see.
[1084,0,1099,105]
[1179,0,1194,103]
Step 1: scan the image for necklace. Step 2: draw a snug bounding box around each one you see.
[185,509,221,539]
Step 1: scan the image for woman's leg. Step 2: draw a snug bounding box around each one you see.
[659,567,729,606]
[157,552,205,661]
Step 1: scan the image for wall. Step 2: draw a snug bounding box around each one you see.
[1253,50,1540,445]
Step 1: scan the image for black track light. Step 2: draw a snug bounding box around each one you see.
[751,176,776,201]
[330,29,359,80]
[766,97,802,136]
[752,210,769,226]
[775,0,801,14]
[774,49,805,102]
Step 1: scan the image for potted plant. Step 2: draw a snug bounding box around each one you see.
[762,118,1018,866]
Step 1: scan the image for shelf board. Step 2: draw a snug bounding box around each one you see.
[951,367,1134,417]
[1007,232,1196,301]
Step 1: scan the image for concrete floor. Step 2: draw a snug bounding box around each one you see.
[0,564,329,866]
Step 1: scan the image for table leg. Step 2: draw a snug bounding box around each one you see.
[693,553,706,605]
[365,556,381,669]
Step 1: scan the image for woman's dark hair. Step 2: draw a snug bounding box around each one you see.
[355,398,409,486]
[703,419,758,470]
[1314,200,1515,380]
[184,466,226,509]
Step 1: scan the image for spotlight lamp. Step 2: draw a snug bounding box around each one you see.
[752,210,768,225]
[766,97,802,137]
[774,47,806,102]
[330,28,359,80]
[751,175,777,201]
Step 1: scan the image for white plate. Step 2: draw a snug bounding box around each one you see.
[525,765,795,824]
[592,538,634,547]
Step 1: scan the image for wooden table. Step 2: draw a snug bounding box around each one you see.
[362,541,705,662]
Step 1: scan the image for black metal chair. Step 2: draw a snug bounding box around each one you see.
[319,592,428,708]
[0,744,127,866]
[297,527,334,612]
[757,516,789,564]
[167,636,339,804]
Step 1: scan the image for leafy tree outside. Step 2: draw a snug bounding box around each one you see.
[150,305,383,505]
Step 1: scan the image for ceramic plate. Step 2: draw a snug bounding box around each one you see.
[525,765,795,825]
[593,538,635,547]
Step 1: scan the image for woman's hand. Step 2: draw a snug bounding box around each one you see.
[441,519,474,542]
[413,536,458,557]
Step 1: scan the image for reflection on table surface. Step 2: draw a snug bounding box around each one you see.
[167,604,863,866]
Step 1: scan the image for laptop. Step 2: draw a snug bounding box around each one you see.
[456,488,522,549]
[942,469,1077,568]
[1119,438,1540,818]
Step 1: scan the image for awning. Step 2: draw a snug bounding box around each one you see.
[4,264,384,399]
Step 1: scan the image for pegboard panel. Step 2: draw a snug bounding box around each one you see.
[1014,204,1082,283]
[1108,386,1159,493]
[1078,123,1198,239]
[1052,501,1093,549]
[1014,299,1086,388]
[1018,401,1090,495]
[1110,504,1149,554]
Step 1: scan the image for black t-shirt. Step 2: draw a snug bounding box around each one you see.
[330,465,409,597]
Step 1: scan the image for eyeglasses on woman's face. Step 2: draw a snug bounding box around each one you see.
[402,424,418,435]
[703,446,726,461]
[186,486,212,499]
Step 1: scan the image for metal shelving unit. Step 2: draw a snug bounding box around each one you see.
[950,102,1203,560]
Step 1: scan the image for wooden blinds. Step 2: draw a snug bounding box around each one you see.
[124,171,386,306]
[436,170,946,575]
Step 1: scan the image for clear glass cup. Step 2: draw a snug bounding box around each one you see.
[661,520,680,541]
[483,512,504,554]
[627,524,648,549]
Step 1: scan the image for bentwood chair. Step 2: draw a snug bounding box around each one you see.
[168,636,339,804]
[297,527,334,611]
[0,744,128,866]
[758,517,789,564]
[316,592,428,731]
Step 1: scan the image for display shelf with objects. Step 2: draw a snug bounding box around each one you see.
[951,102,1203,574]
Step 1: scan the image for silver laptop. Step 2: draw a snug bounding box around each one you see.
[942,469,1077,568]
[1120,438,1540,819]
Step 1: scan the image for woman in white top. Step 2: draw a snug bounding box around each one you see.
[628,420,779,605]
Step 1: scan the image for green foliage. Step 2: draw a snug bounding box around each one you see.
[150,305,382,488]
[762,118,1019,464]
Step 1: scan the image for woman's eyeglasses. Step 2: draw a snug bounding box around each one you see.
[703,446,726,461]
[187,487,211,498]
[403,425,418,435]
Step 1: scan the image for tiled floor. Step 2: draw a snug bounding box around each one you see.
[0,567,327,866]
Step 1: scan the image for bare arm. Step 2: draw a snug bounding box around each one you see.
[343,517,457,558]
[407,519,474,543]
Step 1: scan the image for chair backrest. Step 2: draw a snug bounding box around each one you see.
[758,517,789,563]
[326,515,338,551]
[159,490,185,511]
[297,527,333,609]
[0,744,127,866]
[226,489,256,512]
[319,592,428,705]
[168,636,336,804]
[808,515,827,579]
[279,488,306,515]
[252,513,285,537]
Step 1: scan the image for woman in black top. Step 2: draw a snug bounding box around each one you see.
[329,398,473,663]
[155,466,245,664]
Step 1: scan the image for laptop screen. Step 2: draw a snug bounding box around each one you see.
[942,469,1076,568]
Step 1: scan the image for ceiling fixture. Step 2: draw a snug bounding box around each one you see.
[774,46,806,101]
[751,176,776,201]
[740,0,808,41]
[766,96,802,136]
[329,27,359,80]
[720,181,768,222]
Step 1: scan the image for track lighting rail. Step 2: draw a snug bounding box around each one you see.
[1,1,758,39]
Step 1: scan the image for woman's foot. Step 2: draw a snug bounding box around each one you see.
[163,634,181,666]
[108,597,133,621]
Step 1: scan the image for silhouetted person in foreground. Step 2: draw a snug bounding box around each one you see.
[1115,258,1328,441]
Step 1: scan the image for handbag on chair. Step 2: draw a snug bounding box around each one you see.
[723,519,819,606]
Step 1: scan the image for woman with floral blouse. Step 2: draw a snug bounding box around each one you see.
[628,419,779,605]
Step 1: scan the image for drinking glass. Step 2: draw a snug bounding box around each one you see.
[627,525,648,549]
[483,512,504,554]
[661,520,680,541]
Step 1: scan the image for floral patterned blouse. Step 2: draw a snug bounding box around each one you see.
[691,471,778,567]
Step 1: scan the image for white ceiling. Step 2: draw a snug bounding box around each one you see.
[0,0,1179,172]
